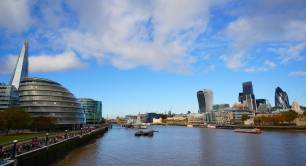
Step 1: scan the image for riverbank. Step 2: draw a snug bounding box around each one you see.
[1,127,108,166]
[217,125,306,131]
[149,123,306,131]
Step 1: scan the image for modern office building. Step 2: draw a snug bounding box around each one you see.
[256,99,271,113]
[0,83,19,111]
[197,89,213,113]
[0,42,29,111]
[10,41,29,90]
[18,78,85,127]
[213,104,230,111]
[79,98,102,124]
[238,81,257,111]
[275,87,290,109]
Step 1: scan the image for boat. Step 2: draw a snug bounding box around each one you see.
[135,130,154,137]
[132,123,148,129]
[187,124,193,128]
[207,124,216,129]
[234,128,262,134]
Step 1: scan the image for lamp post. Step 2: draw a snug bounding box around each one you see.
[65,130,68,139]
[12,140,18,159]
[45,133,49,146]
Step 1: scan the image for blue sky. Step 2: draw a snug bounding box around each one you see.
[0,0,306,117]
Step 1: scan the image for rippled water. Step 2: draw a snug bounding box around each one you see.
[53,126,306,166]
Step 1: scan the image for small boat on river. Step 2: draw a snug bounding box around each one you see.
[207,124,216,129]
[135,130,154,137]
[234,128,262,134]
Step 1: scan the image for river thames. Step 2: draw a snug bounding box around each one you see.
[53,126,306,166]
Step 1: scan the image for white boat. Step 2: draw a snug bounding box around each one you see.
[207,124,216,129]
[187,124,193,128]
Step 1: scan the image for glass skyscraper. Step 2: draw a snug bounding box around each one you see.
[197,89,213,113]
[239,81,257,111]
[275,87,290,109]
[10,41,29,90]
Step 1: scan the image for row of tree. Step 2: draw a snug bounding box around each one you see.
[0,107,56,134]
[254,111,299,126]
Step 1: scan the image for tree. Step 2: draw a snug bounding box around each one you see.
[31,116,56,130]
[281,111,298,124]
[2,107,32,134]
[0,111,6,130]
[303,111,306,117]
[241,114,249,122]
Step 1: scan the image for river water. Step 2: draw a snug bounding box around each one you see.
[53,126,306,166]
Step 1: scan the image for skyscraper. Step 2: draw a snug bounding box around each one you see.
[10,41,29,89]
[275,87,290,109]
[197,89,213,113]
[243,81,253,95]
[238,81,257,111]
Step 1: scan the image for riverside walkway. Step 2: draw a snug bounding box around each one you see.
[0,126,108,166]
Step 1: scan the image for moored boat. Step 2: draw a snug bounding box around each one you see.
[134,130,154,137]
[234,128,262,134]
[207,124,216,129]
[187,124,193,128]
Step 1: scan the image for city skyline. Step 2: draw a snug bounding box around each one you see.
[0,0,306,117]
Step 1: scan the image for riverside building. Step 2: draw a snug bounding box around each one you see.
[1,41,86,128]
[19,78,85,127]
[0,83,19,111]
[79,98,102,124]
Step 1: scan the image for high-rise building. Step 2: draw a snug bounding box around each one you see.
[275,87,290,109]
[79,98,102,124]
[256,99,271,113]
[238,81,257,111]
[10,41,29,90]
[0,83,19,111]
[243,81,254,95]
[197,89,213,113]
[19,77,85,127]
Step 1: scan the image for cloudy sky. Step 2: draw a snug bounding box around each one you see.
[0,0,305,117]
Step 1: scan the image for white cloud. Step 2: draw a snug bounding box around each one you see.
[0,52,86,75]
[29,51,86,73]
[62,0,211,74]
[264,60,277,68]
[273,42,306,64]
[0,55,18,75]
[289,71,306,77]
[0,0,32,32]
[224,0,306,71]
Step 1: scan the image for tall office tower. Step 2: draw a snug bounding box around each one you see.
[10,41,29,89]
[243,81,254,95]
[197,89,213,113]
[239,81,257,111]
[275,87,290,109]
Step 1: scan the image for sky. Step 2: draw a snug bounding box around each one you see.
[0,0,306,118]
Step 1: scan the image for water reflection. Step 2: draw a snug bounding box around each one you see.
[53,126,306,166]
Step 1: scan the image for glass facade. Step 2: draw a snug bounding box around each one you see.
[197,89,213,113]
[10,41,29,90]
[79,98,102,124]
[0,84,19,111]
[19,77,85,126]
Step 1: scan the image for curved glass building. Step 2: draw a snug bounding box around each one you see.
[79,98,102,124]
[19,77,85,127]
